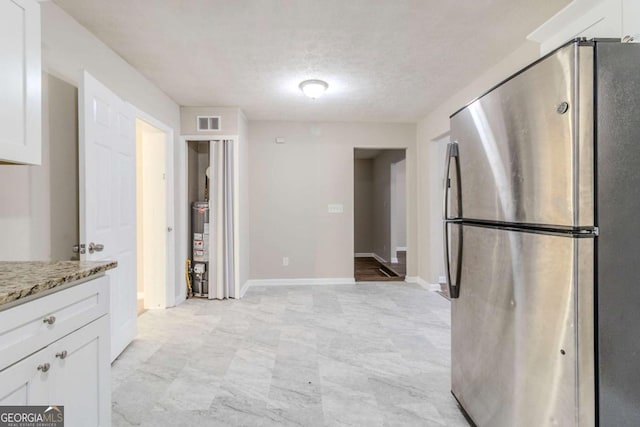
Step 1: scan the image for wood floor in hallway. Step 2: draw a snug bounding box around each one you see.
[354,257,404,282]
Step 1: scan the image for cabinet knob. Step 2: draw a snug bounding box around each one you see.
[43,316,56,325]
[55,350,68,360]
[37,363,50,373]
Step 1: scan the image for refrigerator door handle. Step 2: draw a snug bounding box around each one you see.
[443,221,453,296]
[443,222,461,299]
[442,142,459,221]
[443,141,461,298]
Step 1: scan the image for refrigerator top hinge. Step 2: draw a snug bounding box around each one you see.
[450,142,459,156]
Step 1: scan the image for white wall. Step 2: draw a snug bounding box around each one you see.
[197,145,209,200]
[48,75,79,261]
[248,121,416,280]
[0,73,78,261]
[0,3,184,302]
[354,159,374,253]
[187,143,200,207]
[372,150,406,262]
[390,157,406,261]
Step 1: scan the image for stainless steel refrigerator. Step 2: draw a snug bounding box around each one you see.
[444,39,640,427]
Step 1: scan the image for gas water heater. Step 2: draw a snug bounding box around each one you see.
[190,201,209,296]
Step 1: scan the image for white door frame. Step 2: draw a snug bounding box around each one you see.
[390,157,407,263]
[430,133,450,285]
[135,108,176,308]
[178,135,241,302]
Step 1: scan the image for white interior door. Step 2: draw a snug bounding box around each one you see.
[79,71,137,362]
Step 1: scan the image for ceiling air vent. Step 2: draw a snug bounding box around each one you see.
[196,116,221,131]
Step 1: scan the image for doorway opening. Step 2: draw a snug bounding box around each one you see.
[135,118,171,313]
[186,140,211,298]
[353,148,407,281]
[183,137,240,300]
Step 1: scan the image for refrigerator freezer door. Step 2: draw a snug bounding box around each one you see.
[449,223,595,427]
[449,42,594,227]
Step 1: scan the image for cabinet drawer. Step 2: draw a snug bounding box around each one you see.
[0,275,109,371]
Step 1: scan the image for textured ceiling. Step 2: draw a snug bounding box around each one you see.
[52,0,569,122]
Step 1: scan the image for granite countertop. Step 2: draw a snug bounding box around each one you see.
[0,260,117,309]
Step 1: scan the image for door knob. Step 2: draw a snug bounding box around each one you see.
[88,242,104,253]
[37,363,50,373]
[167,227,173,232]
[55,350,68,360]
[72,244,86,254]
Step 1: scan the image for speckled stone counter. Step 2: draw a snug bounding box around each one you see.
[0,260,117,309]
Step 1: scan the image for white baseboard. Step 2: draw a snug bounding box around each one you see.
[438,275,447,284]
[371,253,388,264]
[405,276,418,283]
[244,277,356,288]
[429,283,443,292]
[174,292,186,307]
[395,246,407,252]
[354,252,374,258]
[414,276,444,292]
[414,277,433,290]
[240,280,252,298]
[416,279,441,292]
[391,257,399,264]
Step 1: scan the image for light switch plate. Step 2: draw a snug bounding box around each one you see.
[328,204,343,213]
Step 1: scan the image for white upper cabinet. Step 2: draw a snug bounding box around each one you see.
[0,0,41,165]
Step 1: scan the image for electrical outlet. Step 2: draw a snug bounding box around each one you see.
[282,257,289,266]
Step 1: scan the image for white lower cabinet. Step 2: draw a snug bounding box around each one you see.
[0,277,112,427]
[50,316,111,427]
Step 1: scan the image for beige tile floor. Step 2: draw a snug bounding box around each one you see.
[111,282,470,426]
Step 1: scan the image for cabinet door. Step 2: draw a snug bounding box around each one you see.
[50,316,111,427]
[0,346,50,405]
[0,0,41,164]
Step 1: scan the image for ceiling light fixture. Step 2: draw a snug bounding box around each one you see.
[299,79,329,99]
